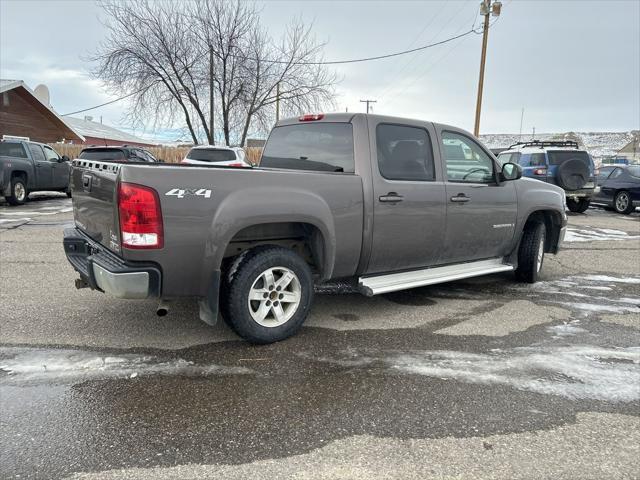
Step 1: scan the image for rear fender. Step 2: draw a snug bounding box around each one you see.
[201,186,336,288]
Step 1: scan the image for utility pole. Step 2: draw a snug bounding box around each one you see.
[360,99,377,113]
[275,83,280,122]
[518,107,524,141]
[473,0,501,137]
[209,46,215,145]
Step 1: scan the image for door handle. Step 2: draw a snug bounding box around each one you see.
[450,194,470,203]
[379,192,404,203]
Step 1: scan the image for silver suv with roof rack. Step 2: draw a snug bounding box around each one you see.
[497,140,596,213]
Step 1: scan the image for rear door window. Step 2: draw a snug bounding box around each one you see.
[518,153,546,167]
[79,149,126,161]
[187,148,237,162]
[261,123,354,173]
[627,166,640,178]
[376,124,434,181]
[28,144,46,162]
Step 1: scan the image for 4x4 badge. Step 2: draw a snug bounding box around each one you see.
[165,188,212,199]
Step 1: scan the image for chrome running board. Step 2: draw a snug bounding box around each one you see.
[358,258,514,296]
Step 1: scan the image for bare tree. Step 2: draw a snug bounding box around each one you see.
[91,0,336,145]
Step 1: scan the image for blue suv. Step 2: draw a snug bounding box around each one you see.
[497,140,596,213]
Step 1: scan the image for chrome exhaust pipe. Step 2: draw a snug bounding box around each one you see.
[156,300,169,317]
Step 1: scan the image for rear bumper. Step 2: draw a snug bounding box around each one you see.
[565,188,595,199]
[63,227,161,299]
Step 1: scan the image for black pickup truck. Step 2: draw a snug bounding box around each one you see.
[0,139,71,205]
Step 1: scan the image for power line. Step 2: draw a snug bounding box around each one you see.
[61,86,150,116]
[59,29,478,116]
[251,29,477,65]
[377,0,478,101]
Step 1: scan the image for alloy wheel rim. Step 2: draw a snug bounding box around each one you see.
[536,237,545,272]
[15,183,25,201]
[616,193,629,212]
[248,266,301,327]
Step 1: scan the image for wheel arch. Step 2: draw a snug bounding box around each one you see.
[200,187,338,294]
[522,209,564,254]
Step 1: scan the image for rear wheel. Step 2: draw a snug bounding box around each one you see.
[6,176,28,206]
[567,197,590,213]
[614,191,634,214]
[515,222,546,284]
[222,246,314,344]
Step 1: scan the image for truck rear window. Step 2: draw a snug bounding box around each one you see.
[79,148,126,161]
[0,142,28,158]
[547,150,591,166]
[261,123,354,173]
[187,148,236,162]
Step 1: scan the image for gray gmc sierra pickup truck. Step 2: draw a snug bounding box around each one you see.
[63,113,567,344]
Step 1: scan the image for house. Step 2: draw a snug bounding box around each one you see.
[65,116,157,148]
[0,79,84,143]
[617,131,640,163]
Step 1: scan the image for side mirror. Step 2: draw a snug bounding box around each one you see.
[60,155,70,162]
[501,162,522,181]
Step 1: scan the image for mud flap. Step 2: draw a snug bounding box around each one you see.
[198,270,221,326]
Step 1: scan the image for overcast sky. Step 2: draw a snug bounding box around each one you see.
[1,0,638,141]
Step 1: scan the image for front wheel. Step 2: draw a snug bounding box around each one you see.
[614,191,634,214]
[567,197,590,213]
[222,246,314,344]
[515,222,546,284]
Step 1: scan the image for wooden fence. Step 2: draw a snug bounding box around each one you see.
[50,143,263,165]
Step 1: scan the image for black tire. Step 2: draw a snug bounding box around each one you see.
[613,190,634,215]
[65,187,72,198]
[222,246,314,344]
[6,176,28,206]
[567,197,590,213]
[515,222,546,284]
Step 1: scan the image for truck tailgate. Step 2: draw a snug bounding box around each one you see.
[70,160,121,253]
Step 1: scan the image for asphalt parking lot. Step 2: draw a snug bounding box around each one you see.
[1,193,639,480]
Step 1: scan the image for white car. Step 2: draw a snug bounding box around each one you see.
[181,145,251,167]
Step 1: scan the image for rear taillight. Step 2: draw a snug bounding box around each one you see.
[118,182,163,249]
[227,162,247,167]
[298,113,324,122]
[533,168,547,175]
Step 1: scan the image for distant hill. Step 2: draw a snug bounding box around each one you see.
[480,131,637,158]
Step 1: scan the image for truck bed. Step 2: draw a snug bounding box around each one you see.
[70,160,364,297]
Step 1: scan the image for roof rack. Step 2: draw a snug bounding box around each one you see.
[508,140,579,150]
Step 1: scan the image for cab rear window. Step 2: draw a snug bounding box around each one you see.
[187,148,237,162]
[261,123,354,173]
[79,149,126,161]
[0,142,28,158]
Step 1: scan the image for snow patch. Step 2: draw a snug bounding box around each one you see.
[0,347,252,383]
[564,227,640,242]
[580,275,640,284]
[390,346,640,402]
